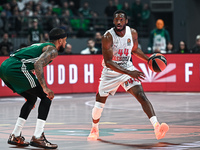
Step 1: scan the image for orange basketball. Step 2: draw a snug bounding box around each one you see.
[148,53,167,72]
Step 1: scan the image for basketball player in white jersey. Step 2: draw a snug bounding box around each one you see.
[88,10,169,141]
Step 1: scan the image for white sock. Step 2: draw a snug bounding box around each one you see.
[33,119,46,138]
[12,117,26,136]
[150,116,158,128]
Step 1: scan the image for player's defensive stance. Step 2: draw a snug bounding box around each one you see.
[87,10,169,141]
[0,27,67,149]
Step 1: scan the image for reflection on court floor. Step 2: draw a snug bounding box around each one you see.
[0,92,200,150]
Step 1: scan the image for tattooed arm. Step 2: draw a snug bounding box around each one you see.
[34,45,58,99]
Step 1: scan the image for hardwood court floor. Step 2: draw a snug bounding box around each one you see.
[0,92,200,150]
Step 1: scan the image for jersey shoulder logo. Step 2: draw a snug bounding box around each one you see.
[127,38,131,46]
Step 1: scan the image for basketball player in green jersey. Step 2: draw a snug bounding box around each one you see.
[0,27,67,149]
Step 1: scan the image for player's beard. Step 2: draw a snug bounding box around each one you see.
[59,45,65,53]
[115,24,126,32]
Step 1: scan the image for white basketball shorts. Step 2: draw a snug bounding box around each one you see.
[98,66,141,97]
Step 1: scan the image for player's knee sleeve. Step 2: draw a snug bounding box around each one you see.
[92,102,105,120]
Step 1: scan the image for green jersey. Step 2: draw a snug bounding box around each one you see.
[10,42,55,70]
[0,42,55,94]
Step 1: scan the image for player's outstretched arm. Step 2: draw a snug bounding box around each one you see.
[132,47,149,63]
[131,28,149,62]
[34,45,58,99]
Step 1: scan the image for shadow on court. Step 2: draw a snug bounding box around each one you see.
[98,139,179,149]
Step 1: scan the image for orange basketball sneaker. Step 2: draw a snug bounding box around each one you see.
[87,127,99,141]
[154,122,169,140]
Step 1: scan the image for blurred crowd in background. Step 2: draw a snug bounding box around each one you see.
[0,0,150,37]
[0,0,200,56]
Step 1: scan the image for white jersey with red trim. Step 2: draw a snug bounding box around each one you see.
[102,26,134,69]
[99,26,140,97]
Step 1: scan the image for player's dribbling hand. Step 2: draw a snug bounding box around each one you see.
[43,87,54,100]
[129,70,145,82]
